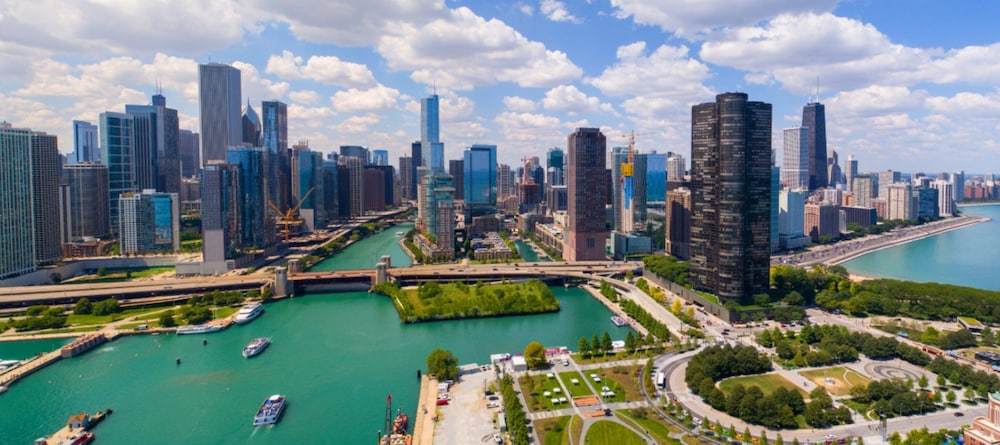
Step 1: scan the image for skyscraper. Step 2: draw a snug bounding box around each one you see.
[420,94,443,173]
[690,92,772,303]
[0,123,37,279]
[546,147,564,188]
[127,94,180,194]
[262,100,289,212]
[951,171,965,201]
[118,190,180,255]
[31,132,61,264]
[72,120,99,164]
[340,146,370,165]
[781,127,809,189]
[372,150,389,166]
[241,100,261,146]
[646,151,667,202]
[852,174,877,208]
[198,63,242,165]
[827,149,842,187]
[845,154,858,193]
[201,163,240,264]
[399,156,413,202]
[99,112,136,236]
[565,127,608,261]
[64,163,111,239]
[449,159,464,201]
[178,129,200,178]
[611,146,629,233]
[931,180,955,216]
[463,144,497,219]
[803,102,827,190]
[343,156,364,217]
[227,147,272,250]
[497,163,512,199]
[633,153,648,226]
[665,188,691,259]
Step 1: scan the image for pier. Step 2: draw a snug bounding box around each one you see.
[42,409,111,445]
[412,375,439,445]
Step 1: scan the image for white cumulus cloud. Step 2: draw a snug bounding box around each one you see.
[265,50,376,88]
[610,0,838,39]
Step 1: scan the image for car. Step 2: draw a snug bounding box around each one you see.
[562,359,569,366]
[133,324,149,331]
[493,433,503,443]
[955,412,965,417]
[825,435,837,440]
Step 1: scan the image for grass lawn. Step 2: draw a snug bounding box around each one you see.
[393,280,558,321]
[215,306,240,319]
[718,373,807,397]
[799,367,871,396]
[520,374,572,412]
[616,410,682,445]
[959,316,984,328]
[573,347,667,365]
[585,420,646,445]
[569,416,583,445]
[534,415,571,445]
[558,371,594,397]
[42,326,105,334]
[66,307,170,326]
[594,365,644,403]
[65,266,174,284]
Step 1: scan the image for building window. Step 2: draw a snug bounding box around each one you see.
[587,238,595,249]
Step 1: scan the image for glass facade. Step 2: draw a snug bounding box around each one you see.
[227,147,271,250]
[99,112,136,237]
[646,152,666,201]
[463,144,497,216]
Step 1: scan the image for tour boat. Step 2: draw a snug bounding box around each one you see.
[235,302,264,325]
[242,337,270,358]
[611,316,627,327]
[253,394,286,426]
[175,324,223,335]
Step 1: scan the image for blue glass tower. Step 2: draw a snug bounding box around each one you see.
[227,147,271,250]
[463,144,497,218]
[646,152,667,202]
[99,112,136,237]
[420,94,444,173]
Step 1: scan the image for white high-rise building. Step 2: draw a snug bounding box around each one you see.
[950,171,965,202]
[0,123,37,279]
[781,127,809,188]
[931,180,955,216]
[666,153,685,182]
[887,182,916,221]
[198,63,242,165]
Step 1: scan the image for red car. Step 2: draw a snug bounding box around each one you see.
[436,398,449,406]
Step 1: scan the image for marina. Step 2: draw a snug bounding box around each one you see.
[175,324,223,335]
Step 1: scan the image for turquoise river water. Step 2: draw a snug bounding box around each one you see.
[842,204,1000,290]
[0,223,632,444]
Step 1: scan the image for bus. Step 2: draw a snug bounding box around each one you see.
[656,372,666,389]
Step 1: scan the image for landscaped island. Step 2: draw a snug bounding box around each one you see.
[372,279,559,323]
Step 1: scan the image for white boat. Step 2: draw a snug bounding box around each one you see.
[234,302,264,325]
[243,337,270,358]
[611,316,627,327]
[395,231,405,236]
[0,385,7,394]
[253,394,286,426]
[176,324,223,335]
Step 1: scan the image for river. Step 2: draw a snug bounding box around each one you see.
[0,223,632,444]
[842,205,1000,290]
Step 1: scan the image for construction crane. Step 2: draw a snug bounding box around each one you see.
[618,131,657,232]
[267,187,314,242]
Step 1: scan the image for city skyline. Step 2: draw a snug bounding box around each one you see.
[1,1,999,172]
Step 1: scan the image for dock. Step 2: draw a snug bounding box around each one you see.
[412,375,438,445]
[42,409,111,445]
[0,331,119,389]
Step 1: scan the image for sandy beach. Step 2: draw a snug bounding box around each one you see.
[773,214,990,269]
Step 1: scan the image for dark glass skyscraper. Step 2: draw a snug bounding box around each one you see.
[262,100,289,212]
[463,144,497,218]
[803,102,827,190]
[198,63,241,165]
[690,93,772,303]
[565,128,608,261]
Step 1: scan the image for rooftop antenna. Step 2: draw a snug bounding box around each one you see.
[814,76,820,103]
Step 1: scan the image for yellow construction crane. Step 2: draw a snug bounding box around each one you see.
[620,131,660,177]
[267,187,314,242]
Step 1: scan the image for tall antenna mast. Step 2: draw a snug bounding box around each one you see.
[814,76,820,103]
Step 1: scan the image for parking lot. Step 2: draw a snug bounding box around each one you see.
[434,369,504,445]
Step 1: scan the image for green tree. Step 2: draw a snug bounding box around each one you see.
[524,341,546,370]
[937,374,947,387]
[625,331,636,353]
[775,433,783,445]
[92,298,121,316]
[72,298,93,315]
[158,310,176,327]
[592,334,601,355]
[426,349,459,381]
[920,326,940,345]
[918,374,928,388]
[578,336,591,357]
[792,438,800,445]
[946,390,957,404]
[983,327,996,346]
[601,331,613,355]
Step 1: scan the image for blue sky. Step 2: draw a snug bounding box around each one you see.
[2,0,999,174]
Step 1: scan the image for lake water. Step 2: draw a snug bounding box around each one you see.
[842,205,1000,290]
